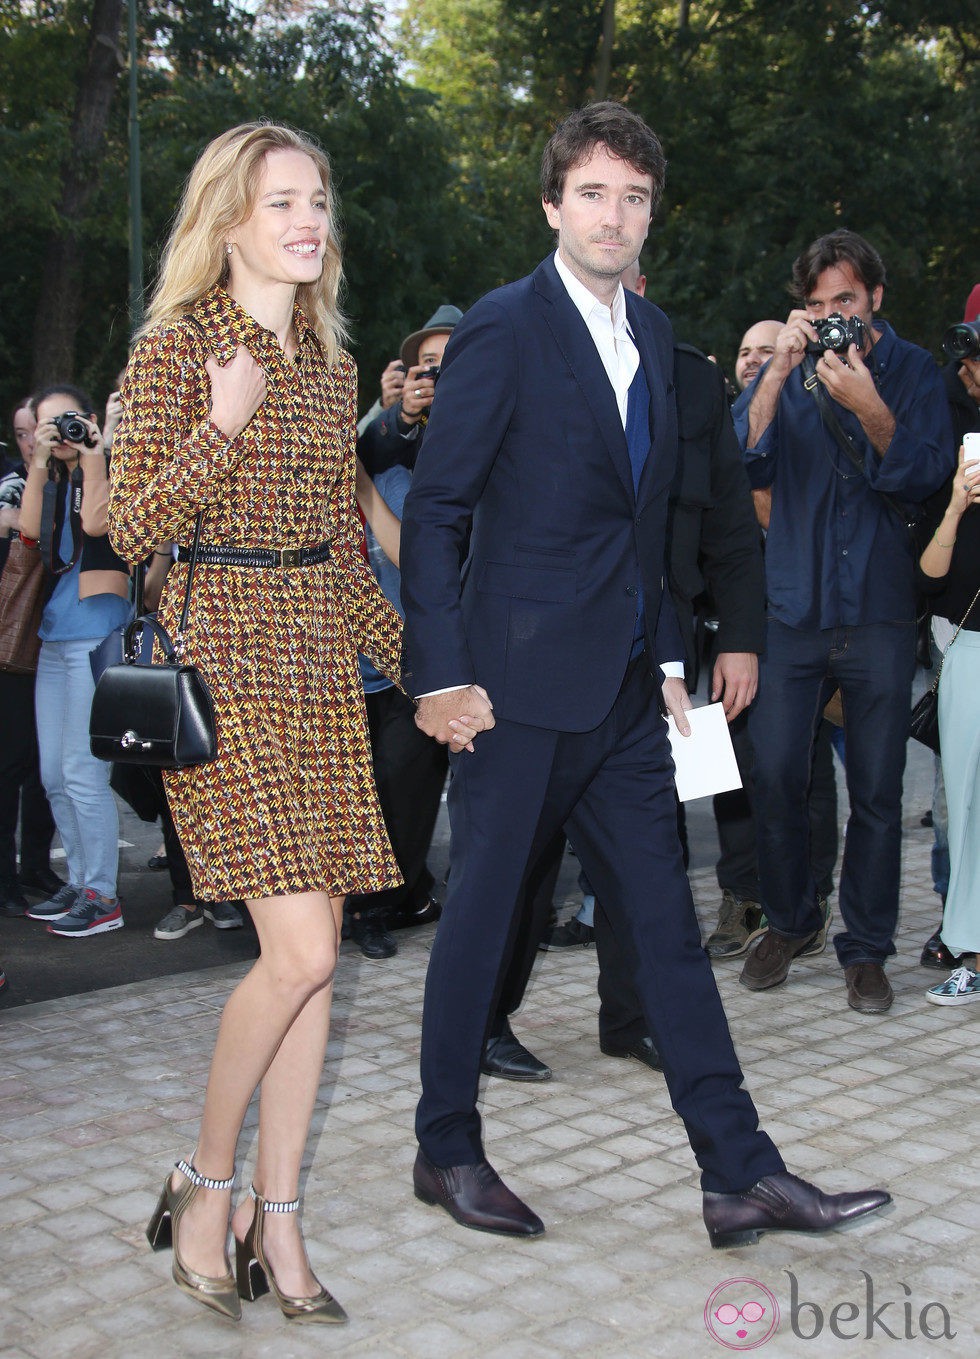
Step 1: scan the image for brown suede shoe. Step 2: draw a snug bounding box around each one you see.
[739,927,817,991]
[844,962,894,1014]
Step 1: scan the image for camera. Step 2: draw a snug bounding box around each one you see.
[415,366,440,384]
[53,412,97,447]
[805,313,867,356]
[942,321,980,363]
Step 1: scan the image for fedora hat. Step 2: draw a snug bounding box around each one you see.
[400,304,463,369]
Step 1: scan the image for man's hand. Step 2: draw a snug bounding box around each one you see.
[415,684,495,752]
[380,360,406,409]
[400,363,438,424]
[815,345,895,455]
[770,309,818,378]
[661,675,693,737]
[711,651,758,722]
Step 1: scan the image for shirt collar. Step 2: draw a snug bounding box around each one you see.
[553,250,630,337]
[191,286,319,364]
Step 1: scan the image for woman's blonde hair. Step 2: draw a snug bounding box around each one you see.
[140,122,348,365]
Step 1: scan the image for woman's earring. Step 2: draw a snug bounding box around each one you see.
[226,243,234,255]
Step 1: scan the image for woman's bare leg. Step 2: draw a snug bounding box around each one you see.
[230,895,345,1296]
[172,891,340,1280]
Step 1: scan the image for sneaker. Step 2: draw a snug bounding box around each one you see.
[26,883,81,921]
[349,914,397,960]
[799,894,833,957]
[540,917,595,950]
[704,890,766,958]
[203,901,244,930]
[154,905,204,940]
[926,965,980,1006]
[47,889,123,937]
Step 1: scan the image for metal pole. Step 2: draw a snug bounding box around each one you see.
[127,0,143,334]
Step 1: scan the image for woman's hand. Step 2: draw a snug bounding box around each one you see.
[946,441,980,520]
[206,345,267,441]
[33,414,103,468]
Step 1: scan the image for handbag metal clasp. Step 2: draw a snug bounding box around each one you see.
[120,730,151,751]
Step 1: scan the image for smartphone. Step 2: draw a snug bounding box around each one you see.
[964,431,980,466]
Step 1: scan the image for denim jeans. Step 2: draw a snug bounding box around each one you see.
[749,618,915,968]
[35,638,118,898]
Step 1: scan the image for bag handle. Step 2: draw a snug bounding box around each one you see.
[926,579,980,696]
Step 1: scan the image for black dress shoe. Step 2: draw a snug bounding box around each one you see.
[390,896,442,930]
[599,1035,662,1071]
[920,929,964,970]
[413,1150,544,1237]
[703,1171,891,1248]
[350,914,397,960]
[482,1021,552,1082]
[0,880,29,917]
[18,866,65,896]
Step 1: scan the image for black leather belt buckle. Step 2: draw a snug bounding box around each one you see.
[276,547,302,567]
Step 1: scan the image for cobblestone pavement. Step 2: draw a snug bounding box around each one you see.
[1,827,977,1359]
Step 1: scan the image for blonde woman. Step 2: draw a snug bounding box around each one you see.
[110,123,470,1324]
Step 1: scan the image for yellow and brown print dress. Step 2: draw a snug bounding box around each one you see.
[109,286,403,901]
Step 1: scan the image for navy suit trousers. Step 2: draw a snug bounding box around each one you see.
[416,658,784,1193]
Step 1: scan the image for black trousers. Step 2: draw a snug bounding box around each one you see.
[347,685,448,919]
[0,670,55,883]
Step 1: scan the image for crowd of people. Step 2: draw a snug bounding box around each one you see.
[0,101,977,1326]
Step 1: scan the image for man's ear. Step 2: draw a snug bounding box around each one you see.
[542,196,561,231]
[871,284,883,313]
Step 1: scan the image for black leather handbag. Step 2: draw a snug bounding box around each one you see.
[89,514,217,768]
[908,581,980,755]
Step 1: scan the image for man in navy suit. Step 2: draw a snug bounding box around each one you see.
[399,102,889,1247]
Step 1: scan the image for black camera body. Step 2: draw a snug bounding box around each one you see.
[805,313,867,356]
[53,412,97,447]
[942,321,980,363]
[415,366,440,384]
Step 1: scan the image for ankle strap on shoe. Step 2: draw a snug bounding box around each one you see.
[249,1183,299,1213]
[175,1158,235,1191]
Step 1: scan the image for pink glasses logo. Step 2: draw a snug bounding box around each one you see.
[705,1278,780,1349]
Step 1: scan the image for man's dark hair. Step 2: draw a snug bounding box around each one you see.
[790,229,886,304]
[30,384,95,418]
[540,101,667,214]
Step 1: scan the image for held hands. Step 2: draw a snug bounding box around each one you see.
[711,651,759,722]
[661,675,693,738]
[414,685,495,753]
[206,345,266,441]
[399,363,438,424]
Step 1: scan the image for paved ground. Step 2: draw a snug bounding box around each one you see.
[2,778,978,1358]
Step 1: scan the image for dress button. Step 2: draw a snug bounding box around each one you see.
[625,585,638,597]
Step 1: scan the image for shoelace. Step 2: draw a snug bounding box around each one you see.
[944,966,977,994]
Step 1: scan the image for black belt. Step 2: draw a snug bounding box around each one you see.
[176,541,332,568]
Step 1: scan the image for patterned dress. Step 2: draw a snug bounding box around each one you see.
[108,287,404,901]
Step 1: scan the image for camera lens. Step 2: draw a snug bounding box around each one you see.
[942,322,980,362]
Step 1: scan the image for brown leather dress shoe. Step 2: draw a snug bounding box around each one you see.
[702,1171,891,1248]
[413,1150,544,1237]
[844,962,894,1013]
[739,927,817,991]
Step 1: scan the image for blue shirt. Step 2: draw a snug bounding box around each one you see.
[359,464,411,693]
[39,496,132,643]
[734,321,955,629]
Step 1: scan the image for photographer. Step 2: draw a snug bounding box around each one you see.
[357,305,462,478]
[19,385,131,938]
[734,229,954,1013]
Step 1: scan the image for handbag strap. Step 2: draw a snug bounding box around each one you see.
[927,579,980,695]
[801,354,916,532]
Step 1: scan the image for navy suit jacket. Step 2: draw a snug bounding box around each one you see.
[400,254,682,732]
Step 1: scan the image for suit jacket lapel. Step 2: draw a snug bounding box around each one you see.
[533,260,635,502]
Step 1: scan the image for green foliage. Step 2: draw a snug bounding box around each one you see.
[1,0,977,426]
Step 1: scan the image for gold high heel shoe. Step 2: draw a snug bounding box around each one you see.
[146,1158,242,1321]
[235,1185,348,1324]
